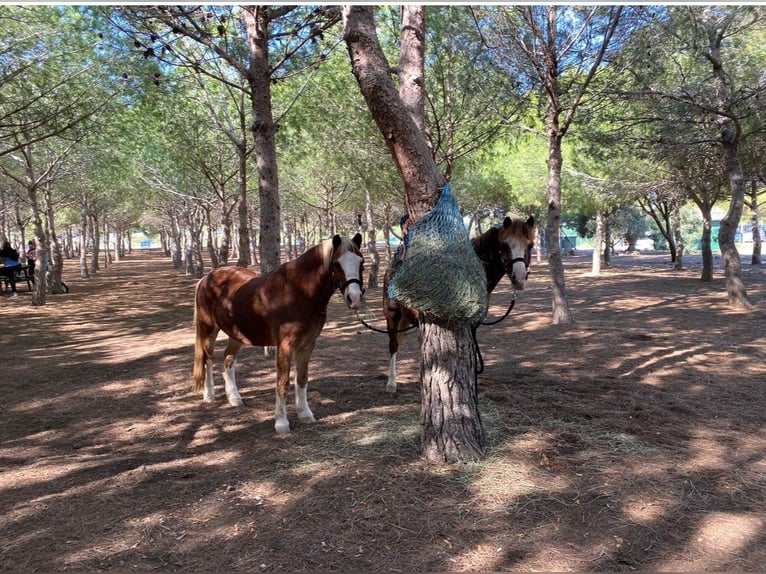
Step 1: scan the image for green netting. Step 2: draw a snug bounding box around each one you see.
[387,184,487,325]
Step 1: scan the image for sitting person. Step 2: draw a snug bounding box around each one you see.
[0,240,22,297]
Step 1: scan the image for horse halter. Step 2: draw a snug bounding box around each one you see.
[338,277,365,297]
[506,256,531,279]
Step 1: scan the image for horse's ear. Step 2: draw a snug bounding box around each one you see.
[332,234,342,251]
[351,233,363,248]
[503,216,512,228]
[526,216,535,227]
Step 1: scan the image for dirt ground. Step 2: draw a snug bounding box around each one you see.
[1,248,765,572]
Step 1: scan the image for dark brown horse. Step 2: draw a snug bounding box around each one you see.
[193,233,365,433]
[383,216,534,392]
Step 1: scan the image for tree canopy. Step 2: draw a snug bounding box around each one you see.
[1,5,764,309]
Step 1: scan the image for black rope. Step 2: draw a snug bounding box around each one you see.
[471,324,485,375]
[481,291,517,326]
[355,312,418,335]
[474,288,519,375]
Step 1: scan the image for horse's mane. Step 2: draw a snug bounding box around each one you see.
[505,218,535,240]
[321,235,356,269]
[472,225,499,254]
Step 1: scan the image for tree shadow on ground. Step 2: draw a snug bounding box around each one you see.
[1,251,764,571]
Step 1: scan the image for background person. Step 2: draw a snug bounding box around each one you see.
[26,239,37,283]
[0,240,22,297]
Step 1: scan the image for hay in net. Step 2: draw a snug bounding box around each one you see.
[387,184,487,325]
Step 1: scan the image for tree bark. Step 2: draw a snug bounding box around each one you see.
[242,6,281,274]
[705,16,751,307]
[749,180,761,265]
[343,5,486,463]
[591,209,604,274]
[673,197,684,270]
[420,318,485,462]
[544,112,573,323]
[364,187,380,289]
[699,206,714,282]
[538,7,573,325]
[399,6,426,133]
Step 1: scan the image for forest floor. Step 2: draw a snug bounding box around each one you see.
[1,248,765,572]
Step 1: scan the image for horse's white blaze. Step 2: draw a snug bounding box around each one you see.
[295,383,315,423]
[504,238,528,290]
[222,361,243,407]
[337,251,364,309]
[203,359,215,402]
[386,352,398,393]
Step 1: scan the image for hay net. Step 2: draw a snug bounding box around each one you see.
[387,184,487,326]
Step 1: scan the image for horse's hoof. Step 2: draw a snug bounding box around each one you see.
[203,394,215,403]
[298,413,316,424]
[274,420,291,434]
[228,398,244,408]
[385,384,397,394]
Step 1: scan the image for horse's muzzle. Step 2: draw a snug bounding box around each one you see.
[507,257,529,291]
[340,278,364,310]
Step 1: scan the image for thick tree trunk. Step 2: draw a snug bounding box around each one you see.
[364,187,379,289]
[243,6,281,274]
[544,119,573,324]
[236,139,253,268]
[343,5,486,463]
[343,6,441,217]
[750,180,761,265]
[700,206,714,282]
[79,202,89,279]
[717,139,750,306]
[399,6,426,133]
[707,21,750,308]
[90,213,99,273]
[420,319,485,462]
[43,183,65,295]
[591,209,604,274]
[673,198,684,270]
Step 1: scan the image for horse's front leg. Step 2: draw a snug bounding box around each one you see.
[294,348,316,425]
[274,344,292,434]
[222,338,244,407]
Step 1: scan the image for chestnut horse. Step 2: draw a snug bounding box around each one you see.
[383,216,534,393]
[193,233,365,434]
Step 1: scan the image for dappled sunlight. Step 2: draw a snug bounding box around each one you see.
[655,512,764,571]
[681,428,746,473]
[622,497,671,524]
[2,253,765,571]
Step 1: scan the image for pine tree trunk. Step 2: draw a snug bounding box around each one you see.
[591,209,604,274]
[673,198,684,270]
[707,21,751,308]
[750,180,761,265]
[343,5,487,463]
[364,187,380,289]
[242,7,281,274]
[419,320,486,462]
[544,117,573,324]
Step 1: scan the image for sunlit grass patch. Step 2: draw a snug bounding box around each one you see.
[315,405,421,462]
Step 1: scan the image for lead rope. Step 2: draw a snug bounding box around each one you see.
[474,285,520,374]
[354,311,418,335]
[481,290,517,326]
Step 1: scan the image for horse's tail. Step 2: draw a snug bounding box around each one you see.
[192,278,207,393]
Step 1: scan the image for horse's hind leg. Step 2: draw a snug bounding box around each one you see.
[293,348,316,425]
[386,316,409,394]
[384,300,403,394]
[222,338,244,407]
